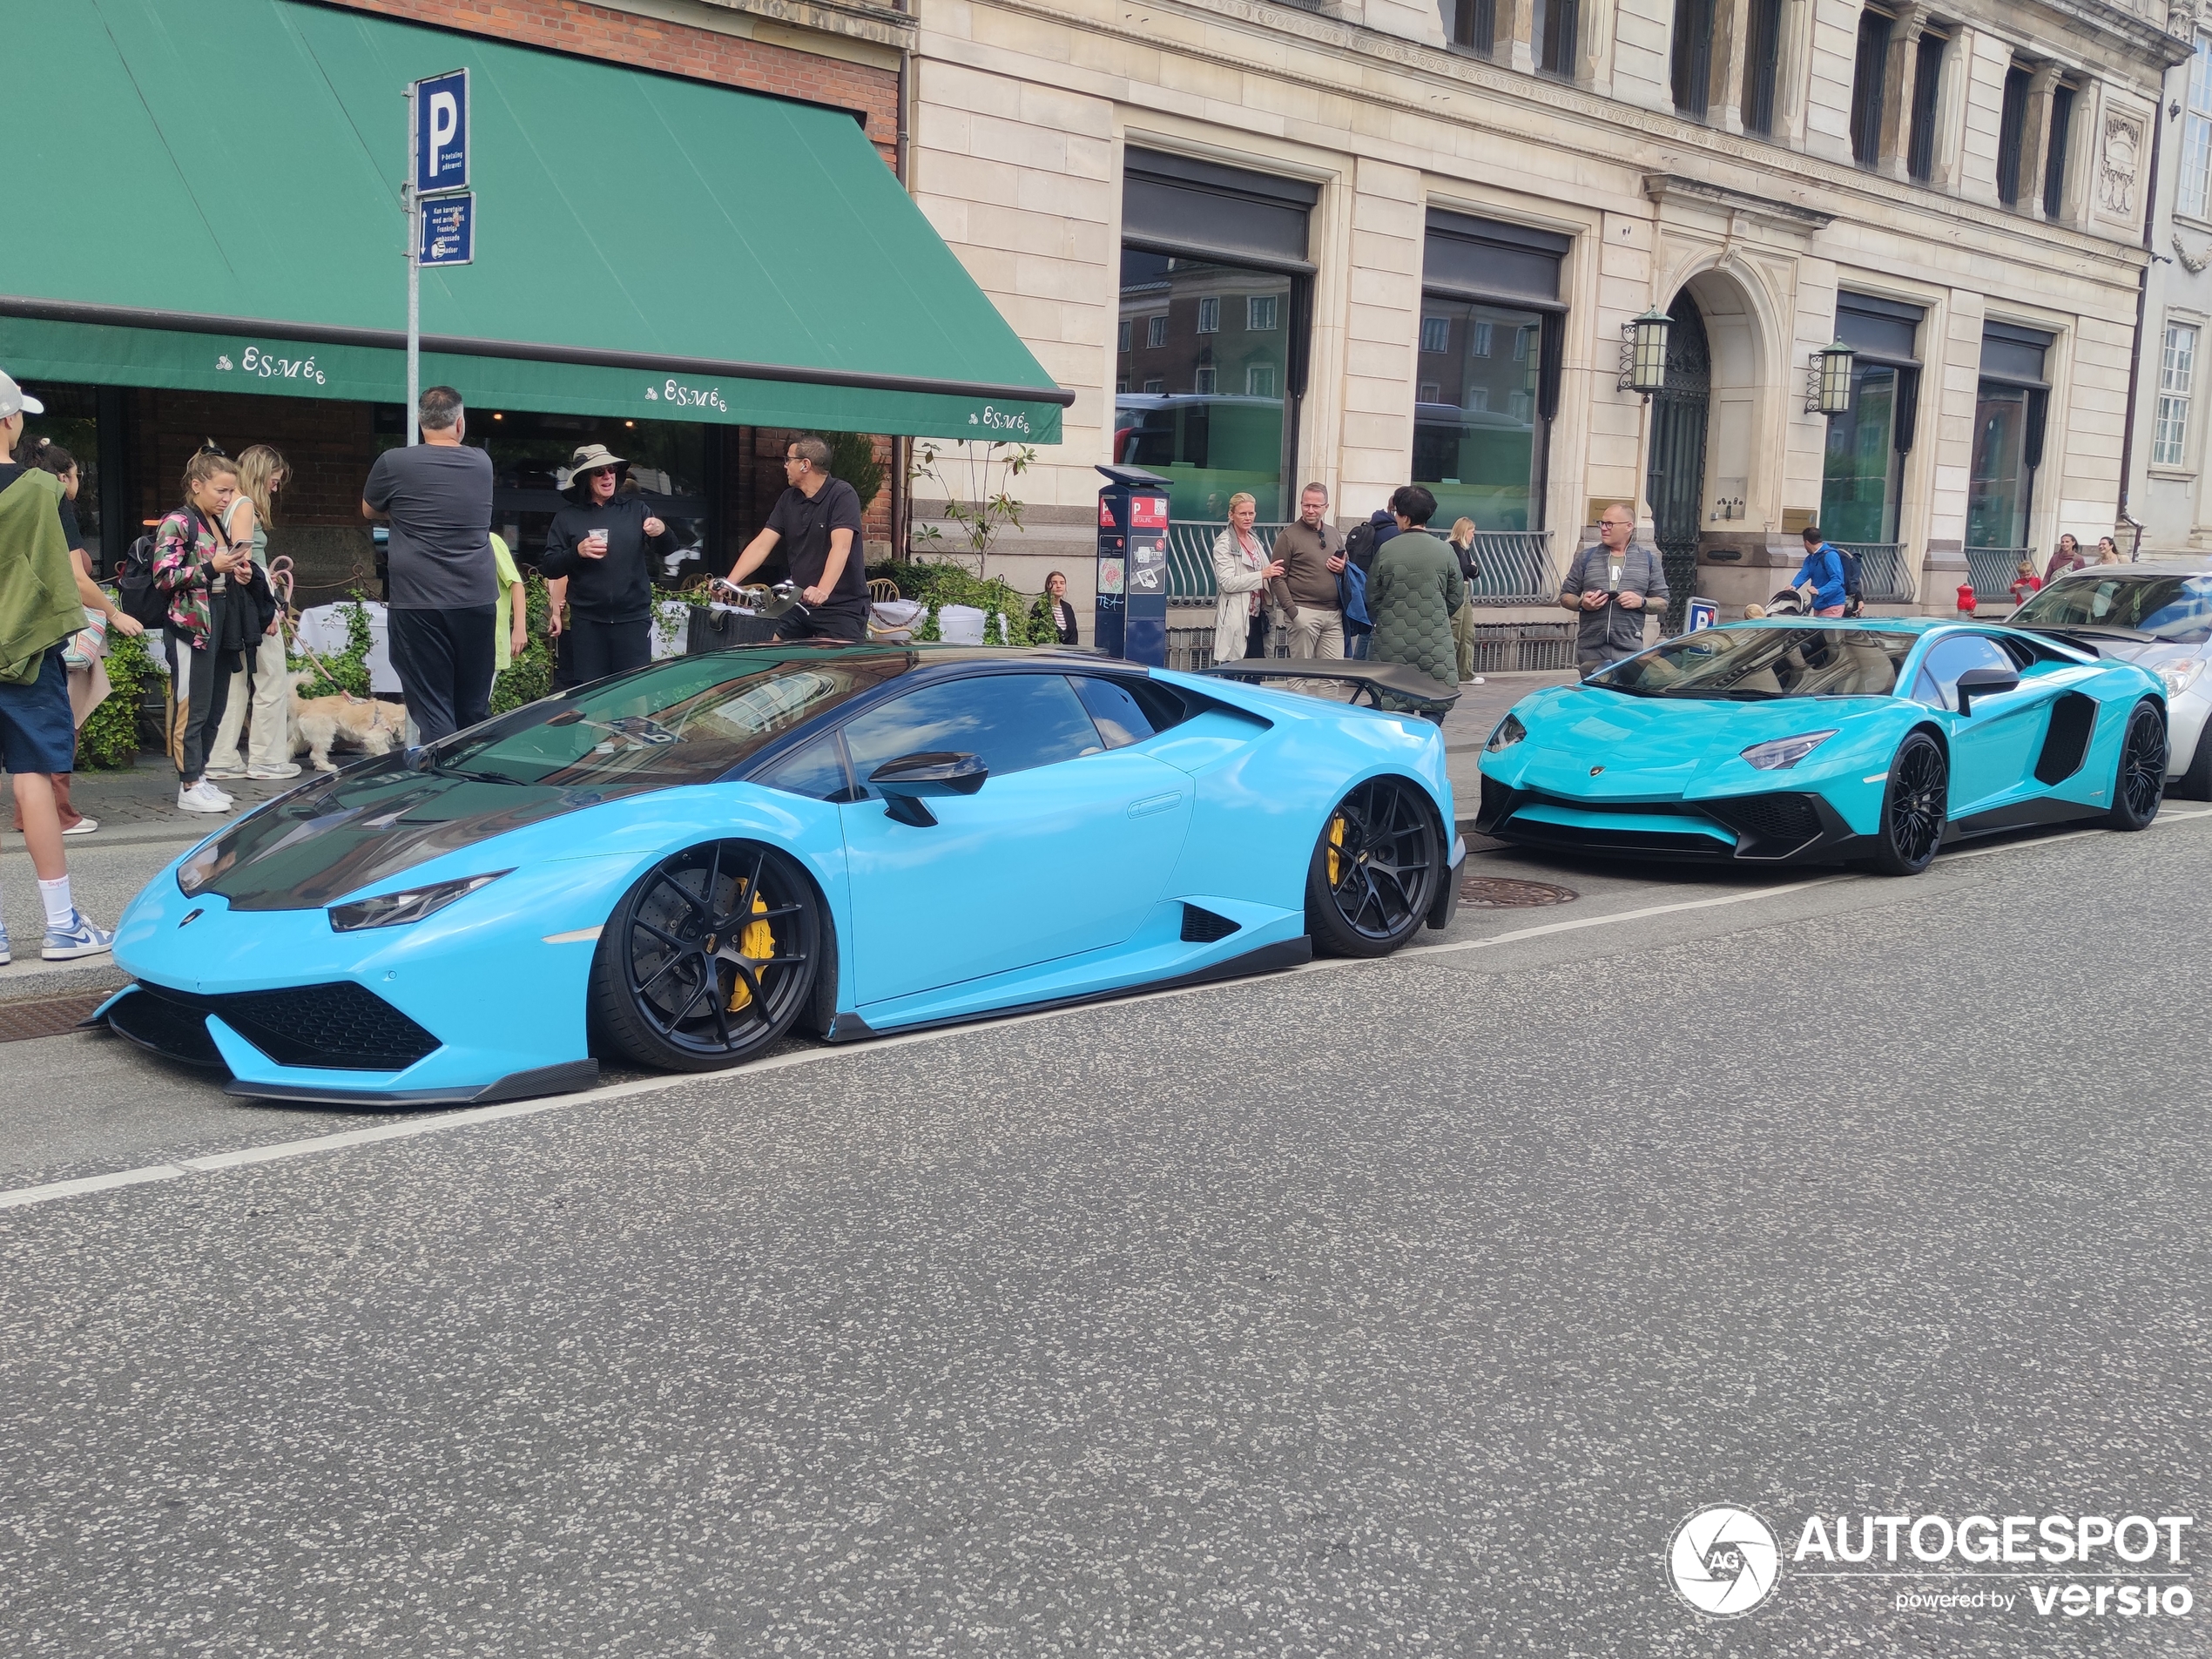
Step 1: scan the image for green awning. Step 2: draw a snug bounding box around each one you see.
[3,0,1068,442]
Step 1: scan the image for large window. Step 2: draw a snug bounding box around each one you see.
[1996,64,2032,207]
[1444,0,1495,56]
[1905,30,1946,182]
[2155,321,2199,469]
[1820,293,1923,546]
[1116,151,1315,523]
[2183,36,2212,219]
[1413,212,1568,536]
[1743,0,1784,137]
[1671,0,1716,119]
[1534,0,1579,78]
[1851,9,1894,168]
[1968,324,2052,551]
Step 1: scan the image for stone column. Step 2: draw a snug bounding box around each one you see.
[1711,0,1750,134]
[1506,0,1537,76]
[1878,5,1929,179]
[2019,62,2062,215]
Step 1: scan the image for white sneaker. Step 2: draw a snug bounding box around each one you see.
[178,781,233,813]
[63,815,99,835]
[204,761,248,779]
[208,785,236,806]
[246,762,301,780]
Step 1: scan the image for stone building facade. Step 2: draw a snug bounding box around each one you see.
[2129,16,2212,551]
[906,0,2191,639]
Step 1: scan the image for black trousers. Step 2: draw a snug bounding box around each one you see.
[565,617,653,685]
[772,606,865,644]
[388,605,496,745]
[168,630,239,784]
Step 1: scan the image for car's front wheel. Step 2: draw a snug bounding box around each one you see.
[2106,699,2168,830]
[590,840,822,1072]
[1305,777,1443,957]
[1871,732,1946,876]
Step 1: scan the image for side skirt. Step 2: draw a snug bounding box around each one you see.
[828,936,1316,1044]
[220,1058,600,1109]
[1944,793,2106,841]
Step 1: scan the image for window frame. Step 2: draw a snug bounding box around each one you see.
[1905,29,1947,183]
[1247,293,1279,332]
[2184,35,2212,221]
[1850,8,1896,170]
[1420,315,1451,354]
[2155,320,2200,470]
[1996,63,2032,207]
[1196,295,1221,335]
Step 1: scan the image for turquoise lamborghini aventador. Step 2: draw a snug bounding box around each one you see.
[1475,618,2168,875]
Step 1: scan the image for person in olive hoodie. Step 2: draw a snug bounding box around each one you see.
[540,444,671,683]
[1365,484,1465,701]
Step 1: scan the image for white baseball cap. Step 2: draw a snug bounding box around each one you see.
[0,370,44,421]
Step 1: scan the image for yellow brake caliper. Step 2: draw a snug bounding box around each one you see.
[725,892,774,1012]
[1326,813,1346,886]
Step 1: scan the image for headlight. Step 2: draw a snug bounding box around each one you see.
[1740,730,1838,771]
[2158,659,2207,698]
[1485,712,1527,753]
[327,872,509,933]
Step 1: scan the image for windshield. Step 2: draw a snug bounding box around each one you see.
[185,651,908,909]
[2011,573,2212,643]
[1589,626,1918,699]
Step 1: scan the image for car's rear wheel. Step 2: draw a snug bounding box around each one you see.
[2106,699,2168,830]
[1871,732,1946,876]
[590,840,821,1072]
[1305,776,1442,957]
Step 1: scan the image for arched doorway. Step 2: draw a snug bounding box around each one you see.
[1644,290,1710,631]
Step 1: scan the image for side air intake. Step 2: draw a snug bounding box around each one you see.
[1180,904,1241,943]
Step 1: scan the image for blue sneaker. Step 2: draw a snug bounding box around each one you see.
[42,910,114,961]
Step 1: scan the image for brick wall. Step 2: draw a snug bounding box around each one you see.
[327,0,900,160]
[735,428,897,575]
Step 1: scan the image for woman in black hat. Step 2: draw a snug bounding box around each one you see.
[540,443,672,683]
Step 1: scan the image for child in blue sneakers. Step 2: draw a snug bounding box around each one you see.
[0,368,114,964]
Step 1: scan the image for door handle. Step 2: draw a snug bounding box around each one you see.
[1128,792,1183,819]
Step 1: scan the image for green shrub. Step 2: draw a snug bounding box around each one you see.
[78,627,158,770]
[290,596,374,699]
[822,432,886,514]
[491,573,556,715]
[865,561,1062,647]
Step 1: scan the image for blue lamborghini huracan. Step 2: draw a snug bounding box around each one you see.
[1476,618,2168,874]
[103,648,1464,1105]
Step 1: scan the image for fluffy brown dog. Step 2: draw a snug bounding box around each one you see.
[291,671,405,772]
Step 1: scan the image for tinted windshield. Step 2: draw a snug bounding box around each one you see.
[186,651,908,909]
[1590,627,1917,699]
[2012,573,2212,642]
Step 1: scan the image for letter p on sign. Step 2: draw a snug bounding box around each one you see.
[413,69,469,194]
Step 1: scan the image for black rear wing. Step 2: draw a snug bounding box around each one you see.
[1198,659,1460,721]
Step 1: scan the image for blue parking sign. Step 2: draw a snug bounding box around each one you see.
[413,69,469,195]
[419,193,474,266]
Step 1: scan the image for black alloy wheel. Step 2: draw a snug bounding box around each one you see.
[2106,700,2168,830]
[1872,732,1946,876]
[1305,776,1442,957]
[590,840,821,1072]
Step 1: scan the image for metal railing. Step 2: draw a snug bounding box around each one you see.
[1966,546,2033,604]
[1833,542,1916,604]
[1165,522,1558,606]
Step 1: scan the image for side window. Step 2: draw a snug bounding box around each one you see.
[1069,676,1157,748]
[838,674,1104,795]
[1913,635,2013,711]
[754,733,853,801]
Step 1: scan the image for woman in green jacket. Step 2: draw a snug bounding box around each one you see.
[1365,485,1465,696]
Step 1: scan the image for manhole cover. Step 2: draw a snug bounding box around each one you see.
[1460,877,1578,909]
[0,992,109,1043]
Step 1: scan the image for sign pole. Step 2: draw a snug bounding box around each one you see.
[404,83,421,447]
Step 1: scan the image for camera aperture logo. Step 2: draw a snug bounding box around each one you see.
[1669,1506,1781,1617]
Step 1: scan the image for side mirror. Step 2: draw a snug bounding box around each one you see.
[868,751,988,826]
[1954,665,2020,716]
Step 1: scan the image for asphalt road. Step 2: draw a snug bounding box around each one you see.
[2,809,2208,1654]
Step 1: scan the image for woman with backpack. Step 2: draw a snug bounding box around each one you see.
[153,448,267,813]
[204,445,300,782]
[8,439,145,838]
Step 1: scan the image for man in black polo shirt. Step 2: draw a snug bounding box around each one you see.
[725,435,867,643]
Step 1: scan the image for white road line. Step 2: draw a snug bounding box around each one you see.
[7,806,2210,1217]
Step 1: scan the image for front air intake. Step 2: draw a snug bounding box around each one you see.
[1180,904,1241,943]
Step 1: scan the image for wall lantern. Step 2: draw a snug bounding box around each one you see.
[1620,307,1673,396]
[1807,340,1857,415]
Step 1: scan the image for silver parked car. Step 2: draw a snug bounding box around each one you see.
[2008,560,2212,797]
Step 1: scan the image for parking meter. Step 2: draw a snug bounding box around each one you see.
[1095,463,1171,665]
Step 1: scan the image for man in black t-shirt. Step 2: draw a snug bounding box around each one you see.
[725,435,867,643]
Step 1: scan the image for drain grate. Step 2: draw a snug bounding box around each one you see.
[1460,877,1578,909]
[0,992,110,1044]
